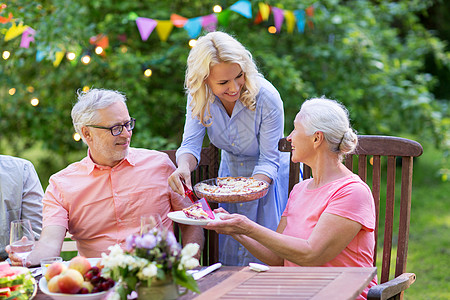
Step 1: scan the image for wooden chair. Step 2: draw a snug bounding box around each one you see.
[162,143,220,266]
[278,135,423,300]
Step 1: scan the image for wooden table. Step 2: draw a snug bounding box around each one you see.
[34,266,376,300]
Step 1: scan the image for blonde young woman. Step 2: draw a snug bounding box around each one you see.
[168,31,289,266]
[205,98,377,299]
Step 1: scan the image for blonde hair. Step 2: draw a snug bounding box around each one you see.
[298,97,358,160]
[185,31,261,126]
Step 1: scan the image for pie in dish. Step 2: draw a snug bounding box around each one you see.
[196,177,269,195]
[182,202,210,220]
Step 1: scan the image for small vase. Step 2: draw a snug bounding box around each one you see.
[137,278,183,300]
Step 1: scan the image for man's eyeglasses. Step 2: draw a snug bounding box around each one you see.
[86,118,135,136]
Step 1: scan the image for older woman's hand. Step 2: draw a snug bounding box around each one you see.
[204,213,253,236]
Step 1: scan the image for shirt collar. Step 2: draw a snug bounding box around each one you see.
[85,148,135,175]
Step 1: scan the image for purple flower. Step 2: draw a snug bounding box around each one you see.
[125,234,138,251]
[136,233,157,249]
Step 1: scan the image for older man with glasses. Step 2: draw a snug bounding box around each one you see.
[7,88,204,266]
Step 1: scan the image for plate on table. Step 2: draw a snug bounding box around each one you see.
[193,177,269,203]
[167,211,226,225]
[39,277,109,300]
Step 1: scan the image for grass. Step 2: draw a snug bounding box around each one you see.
[402,143,450,299]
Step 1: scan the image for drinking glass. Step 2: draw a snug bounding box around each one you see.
[140,214,162,235]
[10,219,35,266]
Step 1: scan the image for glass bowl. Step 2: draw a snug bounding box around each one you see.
[193,177,269,203]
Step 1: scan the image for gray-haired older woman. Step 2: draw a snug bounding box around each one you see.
[205,98,377,299]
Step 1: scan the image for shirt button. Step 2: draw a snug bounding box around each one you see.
[114,193,118,196]
[231,143,235,146]
[238,247,242,251]
[240,163,244,166]
[240,203,243,207]
[118,219,121,222]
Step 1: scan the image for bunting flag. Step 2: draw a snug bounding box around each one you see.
[294,10,305,33]
[230,0,252,19]
[306,6,314,29]
[284,10,296,34]
[272,7,284,33]
[136,17,157,41]
[36,50,45,62]
[0,12,13,24]
[202,14,217,32]
[258,3,270,21]
[4,22,28,41]
[53,51,65,67]
[2,1,316,65]
[19,27,35,48]
[184,17,202,39]
[171,14,188,28]
[155,20,173,42]
[217,9,231,27]
[89,33,109,49]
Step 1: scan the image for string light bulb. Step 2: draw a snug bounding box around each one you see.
[213,5,222,13]
[8,88,16,95]
[27,86,34,93]
[30,97,39,106]
[73,132,81,142]
[81,54,91,65]
[120,45,128,53]
[82,86,90,92]
[144,69,152,77]
[95,46,103,55]
[268,26,277,34]
[2,51,10,60]
[66,52,76,61]
[188,39,197,48]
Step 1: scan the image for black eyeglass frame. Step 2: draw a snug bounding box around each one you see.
[86,118,136,136]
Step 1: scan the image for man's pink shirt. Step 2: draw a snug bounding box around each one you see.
[282,174,377,299]
[43,148,184,257]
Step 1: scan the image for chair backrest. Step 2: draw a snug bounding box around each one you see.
[161,144,220,266]
[278,135,423,284]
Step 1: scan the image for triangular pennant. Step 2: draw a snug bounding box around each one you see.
[20,27,36,48]
[136,17,157,41]
[294,10,306,33]
[0,12,13,24]
[254,11,263,25]
[258,3,270,21]
[217,9,231,27]
[4,22,28,41]
[184,17,202,39]
[229,0,252,19]
[305,6,314,17]
[202,14,217,32]
[284,10,295,34]
[36,50,45,62]
[53,51,65,67]
[89,34,109,49]
[171,14,188,28]
[155,20,173,42]
[271,7,284,33]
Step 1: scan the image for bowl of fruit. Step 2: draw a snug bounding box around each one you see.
[39,256,115,300]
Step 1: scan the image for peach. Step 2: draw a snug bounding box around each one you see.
[68,256,91,276]
[57,269,84,294]
[47,275,62,293]
[45,262,67,282]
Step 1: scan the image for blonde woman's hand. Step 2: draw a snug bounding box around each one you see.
[168,167,192,196]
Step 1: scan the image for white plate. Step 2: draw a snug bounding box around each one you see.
[39,277,108,300]
[167,211,226,225]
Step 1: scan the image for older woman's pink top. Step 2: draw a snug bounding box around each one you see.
[282,174,377,299]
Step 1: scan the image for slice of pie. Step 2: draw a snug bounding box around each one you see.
[182,202,210,220]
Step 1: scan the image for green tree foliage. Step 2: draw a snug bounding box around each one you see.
[1,0,449,160]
